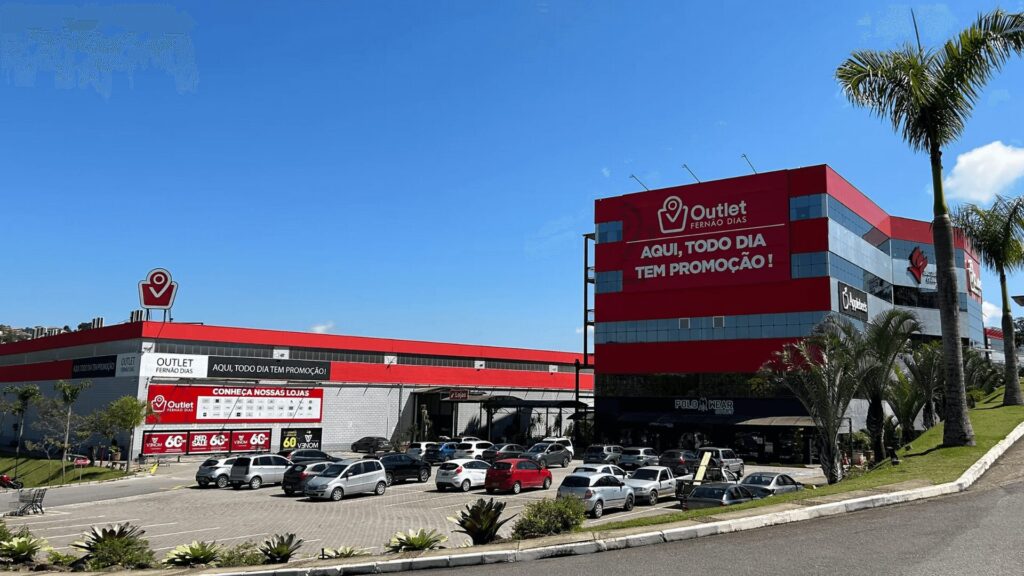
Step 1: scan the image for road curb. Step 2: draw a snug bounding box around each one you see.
[200,419,1024,576]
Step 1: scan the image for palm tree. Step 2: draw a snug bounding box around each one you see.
[953,196,1024,405]
[762,316,865,484]
[54,380,91,484]
[963,347,1004,395]
[904,341,945,429]
[888,367,925,445]
[9,384,42,478]
[861,310,921,461]
[836,9,1024,447]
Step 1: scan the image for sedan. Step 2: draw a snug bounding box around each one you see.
[435,458,491,491]
[484,458,552,494]
[524,443,572,468]
[680,483,756,510]
[557,473,634,519]
[377,453,432,485]
[482,443,526,463]
[739,472,804,495]
[351,436,391,453]
[281,461,333,496]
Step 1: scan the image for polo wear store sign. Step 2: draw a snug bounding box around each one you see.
[612,175,791,291]
[145,385,323,424]
[141,429,271,455]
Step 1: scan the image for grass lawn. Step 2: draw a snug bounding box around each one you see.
[596,388,1024,531]
[0,456,128,487]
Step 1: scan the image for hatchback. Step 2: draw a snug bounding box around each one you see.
[557,473,635,518]
[620,447,659,469]
[406,442,438,457]
[304,459,388,501]
[681,483,756,510]
[282,461,333,495]
[453,441,494,460]
[196,457,236,489]
[229,455,292,489]
[484,458,552,494]
[433,442,460,463]
[482,443,526,463]
[583,444,623,464]
[435,458,491,491]
[524,442,572,468]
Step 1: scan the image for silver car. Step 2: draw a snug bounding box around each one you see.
[681,483,755,510]
[304,459,388,501]
[624,466,676,505]
[572,464,628,480]
[229,454,292,490]
[740,472,804,495]
[556,473,635,518]
[620,447,659,469]
[196,457,236,489]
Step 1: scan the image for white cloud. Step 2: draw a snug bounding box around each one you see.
[944,141,1024,203]
[988,88,1011,106]
[311,321,334,334]
[982,301,1000,326]
[601,167,611,179]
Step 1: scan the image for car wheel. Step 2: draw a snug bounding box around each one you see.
[624,495,635,511]
[375,481,387,495]
[542,477,552,489]
[512,481,522,495]
[197,480,209,488]
[331,487,344,501]
[231,483,241,490]
[562,457,570,468]
[486,488,495,494]
[249,477,263,490]
[539,460,548,469]
[418,469,430,482]
[284,487,295,496]
[460,480,471,492]
[649,490,658,505]
[385,472,394,486]
[437,485,447,492]
[216,475,229,489]
[591,500,604,518]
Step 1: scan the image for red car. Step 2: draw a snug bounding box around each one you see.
[484,458,552,494]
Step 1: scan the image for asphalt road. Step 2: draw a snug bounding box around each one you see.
[2,466,193,508]
[412,441,1024,576]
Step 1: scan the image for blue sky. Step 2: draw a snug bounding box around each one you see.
[3,1,1024,351]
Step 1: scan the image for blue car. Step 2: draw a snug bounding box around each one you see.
[437,442,460,463]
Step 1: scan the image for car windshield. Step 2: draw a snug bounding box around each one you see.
[493,462,512,471]
[456,443,473,450]
[631,469,659,480]
[322,464,346,477]
[573,467,597,473]
[201,459,220,467]
[439,463,459,471]
[743,475,772,486]
[527,444,549,453]
[623,449,641,456]
[691,487,727,499]
[561,476,591,488]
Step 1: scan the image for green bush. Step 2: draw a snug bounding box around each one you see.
[320,546,371,559]
[46,550,79,567]
[163,540,221,567]
[511,497,585,539]
[219,542,264,567]
[259,533,303,564]
[385,529,447,553]
[0,536,48,563]
[967,388,986,408]
[448,498,515,545]
[87,537,156,570]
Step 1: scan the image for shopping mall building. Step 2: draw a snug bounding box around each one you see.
[592,165,985,460]
[0,323,592,459]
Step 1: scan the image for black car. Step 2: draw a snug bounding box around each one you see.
[351,436,391,453]
[658,449,700,475]
[376,452,432,486]
[482,443,526,463]
[278,449,337,463]
[281,461,333,496]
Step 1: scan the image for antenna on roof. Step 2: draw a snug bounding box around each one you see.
[741,154,758,174]
[682,164,701,183]
[911,9,923,54]
[629,174,650,191]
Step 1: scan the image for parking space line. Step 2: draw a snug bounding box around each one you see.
[147,527,221,539]
[22,519,141,532]
[3,513,86,527]
[152,532,269,551]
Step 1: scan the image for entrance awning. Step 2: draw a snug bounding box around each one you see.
[735,416,815,427]
[482,396,588,410]
[617,412,739,426]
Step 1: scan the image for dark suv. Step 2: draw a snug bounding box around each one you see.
[524,443,572,468]
[376,453,432,485]
[658,449,700,475]
[281,461,333,495]
[351,436,391,453]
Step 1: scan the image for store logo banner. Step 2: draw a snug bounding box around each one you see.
[115,354,140,378]
[145,384,323,424]
[138,268,178,310]
[908,247,928,284]
[71,356,117,379]
[207,356,331,381]
[280,427,323,451]
[141,353,208,378]
[838,281,869,321]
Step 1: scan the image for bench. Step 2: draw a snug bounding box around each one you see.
[5,488,46,517]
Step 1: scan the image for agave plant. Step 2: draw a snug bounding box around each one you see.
[448,498,515,545]
[163,540,222,567]
[0,535,48,563]
[385,529,447,553]
[259,533,303,564]
[70,522,146,559]
[320,546,371,559]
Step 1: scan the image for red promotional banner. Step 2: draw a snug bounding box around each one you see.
[141,429,272,455]
[231,430,271,452]
[187,431,231,454]
[142,431,188,455]
[611,177,790,292]
[145,384,323,425]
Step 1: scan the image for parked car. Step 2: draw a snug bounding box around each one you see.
[350,436,391,453]
[229,454,292,489]
[524,442,572,468]
[453,441,494,460]
[698,447,745,476]
[482,443,526,463]
[658,449,701,475]
[68,454,91,467]
[376,453,432,485]
[278,449,337,463]
[680,483,756,510]
[541,436,575,457]
[484,458,552,494]
[675,467,741,499]
[583,444,623,464]
[740,472,804,495]
[430,442,460,463]
[406,442,438,457]
[282,461,333,495]
[620,447,659,469]
[624,466,676,505]
[435,458,491,491]
[196,457,236,488]
[572,464,628,480]
[304,459,387,501]
[557,473,635,518]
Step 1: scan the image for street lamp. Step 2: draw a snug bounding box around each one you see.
[1012,295,1024,307]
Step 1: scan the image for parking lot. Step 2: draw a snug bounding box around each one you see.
[2,458,823,557]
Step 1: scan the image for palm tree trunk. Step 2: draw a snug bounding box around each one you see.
[62,405,72,484]
[923,397,935,429]
[819,433,843,484]
[14,414,25,478]
[931,145,975,447]
[867,392,886,462]
[1000,270,1022,405]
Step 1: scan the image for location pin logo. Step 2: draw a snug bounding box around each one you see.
[658,195,688,234]
[138,268,179,310]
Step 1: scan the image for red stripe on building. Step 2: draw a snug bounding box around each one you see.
[597,339,797,374]
[329,362,593,391]
[0,360,73,383]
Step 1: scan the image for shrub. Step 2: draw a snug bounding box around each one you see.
[46,550,79,567]
[967,388,986,408]
[448,498,515,545]
[511,497,585,539]
[385,529,447,553]
[259,533,303,564]
[70,522,153,570]
[163,540,222,567]
[320,546,371,559]
[219,541,264,567]
[0,521,12,543]
[0,536,48,563]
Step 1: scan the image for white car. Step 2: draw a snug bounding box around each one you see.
[406,442,438,457]
[572,464,628,480]
[435,458,491,491]
[453,440,494,460]
[542,436,575,458]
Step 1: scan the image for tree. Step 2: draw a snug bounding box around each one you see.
[762,316,865,484]
[836,9,1024,447]
[953,196,1024,404]
[904,341,945,429]
[103,396,148,464]
[888,367,925,445]
[29,397,68,466]
[8,384,42,478]
[860,310,921,461]
[963,347,1004,394]
[53,380,91,483]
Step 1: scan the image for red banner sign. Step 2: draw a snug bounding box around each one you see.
[142,431,188,455]
[145,385,323,424]
[230,430,271,452]
[141,429,272,455]
[187,431,231,454]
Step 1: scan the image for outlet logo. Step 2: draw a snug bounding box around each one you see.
[658,196,688,233]
[657,195,748,235]
[908,247,928,284]
[151,395,167,413]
